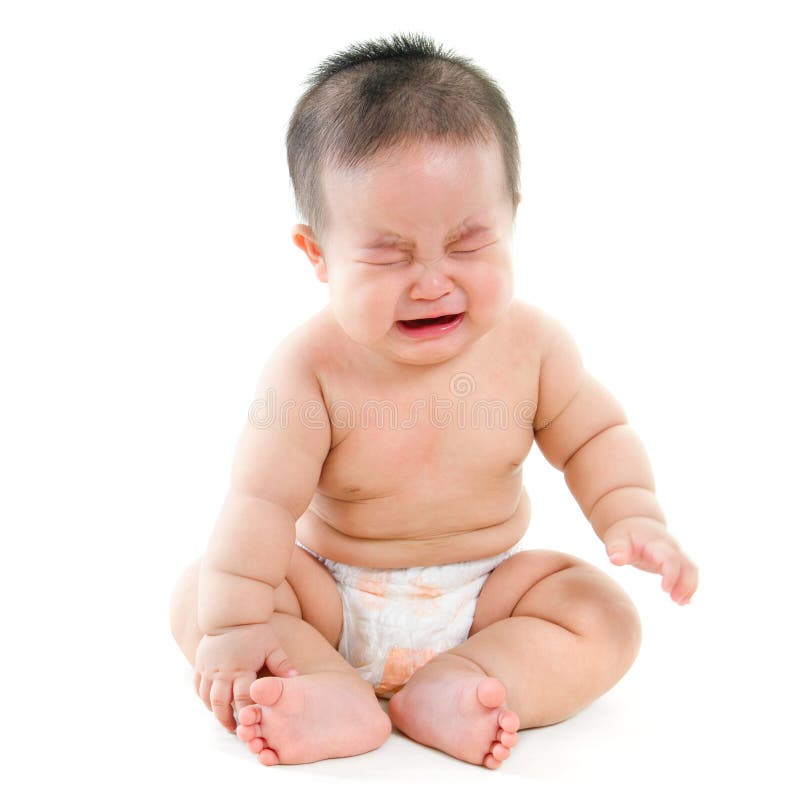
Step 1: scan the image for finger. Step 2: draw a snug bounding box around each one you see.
[199,676,212,711]
[605,529,632,565]
[194,671,201,697]
[676,561,699,604]
[659,550,681,594]
[668,562,686,601]
[210,678,236,731]
[637,537,670,576]
[689,562,700,599]
[608,548,629,565]
[669,559,693,603]
[233,673,256,712]
[263,644,298,678]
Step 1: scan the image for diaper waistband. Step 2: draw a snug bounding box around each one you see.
[295,539,521,592]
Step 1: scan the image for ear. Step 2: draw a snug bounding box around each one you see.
[291,224,328,283]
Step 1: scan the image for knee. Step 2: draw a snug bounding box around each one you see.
[587,589,643,676]
[561,565,642,669]
[169,558,201,641]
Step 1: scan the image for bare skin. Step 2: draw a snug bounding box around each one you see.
[385,653,521,767]
[237,671,392,766]
[171,138,698,769]
[171,581,394,764]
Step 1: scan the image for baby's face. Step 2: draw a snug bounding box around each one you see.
[300,138,517,368]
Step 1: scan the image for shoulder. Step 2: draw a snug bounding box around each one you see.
[507,298,567,361]
[262,305,337,366]
[252,307,327,392]
[256,305,348,407]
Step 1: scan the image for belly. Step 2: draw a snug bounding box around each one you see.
[295,484,531,568]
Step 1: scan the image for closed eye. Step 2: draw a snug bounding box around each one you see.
[359,258,411,268]
[450,241,497,256]
[358,241,497,267]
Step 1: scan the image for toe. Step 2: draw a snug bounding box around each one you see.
[249,676,284,706]
[237,715,265,742]
[499,730,518,748]
[483,753,502,769]
[499,709,520,732]
[248,737,264,754]
[476,677,506,709]
[238,704,261,726]
[257,747,279,766]
[490,742,510,761]
[237,724,259,743]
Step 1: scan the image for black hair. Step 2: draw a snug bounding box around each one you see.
[285,32,521,246]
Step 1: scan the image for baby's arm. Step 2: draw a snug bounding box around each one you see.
[198,334,331,633]
[532,311,698,604]
[194,334,331,729]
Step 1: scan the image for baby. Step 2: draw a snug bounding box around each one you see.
[169,32,698,769]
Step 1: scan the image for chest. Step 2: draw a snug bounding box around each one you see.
[317,351,539,500]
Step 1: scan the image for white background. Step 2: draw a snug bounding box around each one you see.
[2,1,798,796]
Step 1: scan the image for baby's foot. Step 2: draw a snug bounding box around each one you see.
[236,671,392,765]
[387,654,520,769]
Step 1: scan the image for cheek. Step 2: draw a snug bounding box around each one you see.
[468,262,514,310]
[330,273,399,333]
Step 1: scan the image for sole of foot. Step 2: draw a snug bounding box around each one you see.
[236,671,392,765]
[387,663,520,769]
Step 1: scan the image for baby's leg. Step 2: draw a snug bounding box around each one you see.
[169,552,392,765]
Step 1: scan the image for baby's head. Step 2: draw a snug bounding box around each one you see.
[286,33,522,368]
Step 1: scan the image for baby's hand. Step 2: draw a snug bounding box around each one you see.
[193,621,298,732]
[603,517,699,605]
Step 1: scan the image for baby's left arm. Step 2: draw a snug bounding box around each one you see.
[532,311,698,605]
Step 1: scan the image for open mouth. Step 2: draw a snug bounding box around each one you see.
[396,311,465,339]
[400,313,461,328]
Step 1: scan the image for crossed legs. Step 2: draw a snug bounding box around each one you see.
[170,547,641,768]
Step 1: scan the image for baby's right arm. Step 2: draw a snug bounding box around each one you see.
[199,333,331,632]
[195,333,331,727]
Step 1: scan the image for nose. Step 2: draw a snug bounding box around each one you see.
[408,254,455,300]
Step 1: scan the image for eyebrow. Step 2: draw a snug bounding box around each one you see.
[360,222,493,250]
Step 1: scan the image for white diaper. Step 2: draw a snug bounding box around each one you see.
[295,540,522,699]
